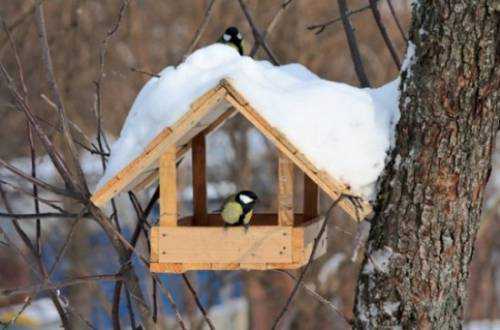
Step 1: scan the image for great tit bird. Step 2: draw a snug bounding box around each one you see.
[218,26,244,55]
[220,190,258,230]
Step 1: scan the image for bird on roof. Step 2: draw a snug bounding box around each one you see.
[218,26,244,55]
[220,190,258,230]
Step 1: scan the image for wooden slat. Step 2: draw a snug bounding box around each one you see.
[192,133,207,225]
[91,86,227,207]
[278,152,294,226]
[303,174,319,222]
[222,81,372,221]
[150,226,159,262]
[149,216,326,273]
[157,226,292,263]
[130,109,236,194]
[159,147,177,226]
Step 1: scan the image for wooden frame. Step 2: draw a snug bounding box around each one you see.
[91,79,372,220]
[91,78,373,273]
[150,214,327,273]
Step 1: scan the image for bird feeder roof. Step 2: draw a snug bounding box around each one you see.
[91,79,372,221]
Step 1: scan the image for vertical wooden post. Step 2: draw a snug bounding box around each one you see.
[278,152,294,226]
[192,133,207,225]
[160,146,177,227]
[303,174,319,221]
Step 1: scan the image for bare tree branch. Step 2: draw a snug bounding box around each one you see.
[0,183,71,328]
[182,0,218,60]
[337,0,371,87]
[1,274,123,297]
[369,0,401,69]
[0,179,66,213]
[237,0,280,65]
[271,195,346,329]
[0,211,88,219]
[0,63,81,196]
[182,274,216,330]
[249,0,294,57]
[34,3,89,195]
[274,270,352,325]
[0,157,80,199]
[307,2,375,35]
[387,0,407,42]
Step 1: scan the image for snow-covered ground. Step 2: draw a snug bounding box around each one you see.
[98,44,400,200]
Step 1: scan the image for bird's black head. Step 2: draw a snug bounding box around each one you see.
[219,26,244,55]
[236,190,258,205]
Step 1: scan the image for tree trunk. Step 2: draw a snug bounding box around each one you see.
[353,1,499,328]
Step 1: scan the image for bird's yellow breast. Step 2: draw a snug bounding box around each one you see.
[221,201,243,224]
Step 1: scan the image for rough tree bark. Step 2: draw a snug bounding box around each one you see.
[354,1,499,328]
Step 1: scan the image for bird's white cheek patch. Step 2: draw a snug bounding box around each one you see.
[223,34,231,41]
[237,33,242,40]
[239,195,254,204]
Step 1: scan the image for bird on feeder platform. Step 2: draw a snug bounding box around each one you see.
[218,26,244,55]
[220,190,258,230]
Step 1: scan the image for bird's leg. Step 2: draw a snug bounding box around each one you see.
[223,223,229,231]
[244,223,250,233]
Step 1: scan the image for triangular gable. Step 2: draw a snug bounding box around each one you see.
[91,79,372,221]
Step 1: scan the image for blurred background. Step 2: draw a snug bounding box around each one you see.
[0,1,498,329]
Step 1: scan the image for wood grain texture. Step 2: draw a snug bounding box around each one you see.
[150,226,159,262]
[149,214,327,273]
[278,152,294,226]
[158,226,292,263]
[192,133,207,225]
[159,147,177,227]
[91,85,226,207]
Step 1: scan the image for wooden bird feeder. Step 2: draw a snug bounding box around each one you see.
[91,79,372,273]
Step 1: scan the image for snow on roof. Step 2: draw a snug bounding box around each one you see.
[99,44,400,200]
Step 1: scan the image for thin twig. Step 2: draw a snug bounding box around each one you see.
[337,0,371,87]
[1,274,123,297]
[274,270,353,325]
[307,2,375,35]
[237,0,280,65]
[0,184,71,328]
[130,67,160,78]
[0,63,81,197]
[368,0,401,69]
[0,211,87,219]
[154,275,188,330]
[34,3,89,195]
[40,93,97,152]
[0,157,80,199]
[47,209,87,276]
[249,0,293,57]
[271,196,345,329]
[0,179,66,213]
[386,0,407,42]
[182,0,218,61]
[182,274,216,330]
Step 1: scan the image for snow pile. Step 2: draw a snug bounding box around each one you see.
[98,44,400,200]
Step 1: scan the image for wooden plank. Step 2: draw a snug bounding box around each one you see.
[130,143,192,194]
[150,261,310,273]
[192,133,207,225]
[159,147,177,226]
[130,108,236,195]
[158,226,292,263]
[278,152,294,226]
[303,174,319,222]
[150,226,159,263]
[91,86,227,207]
[223,84,372,221]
